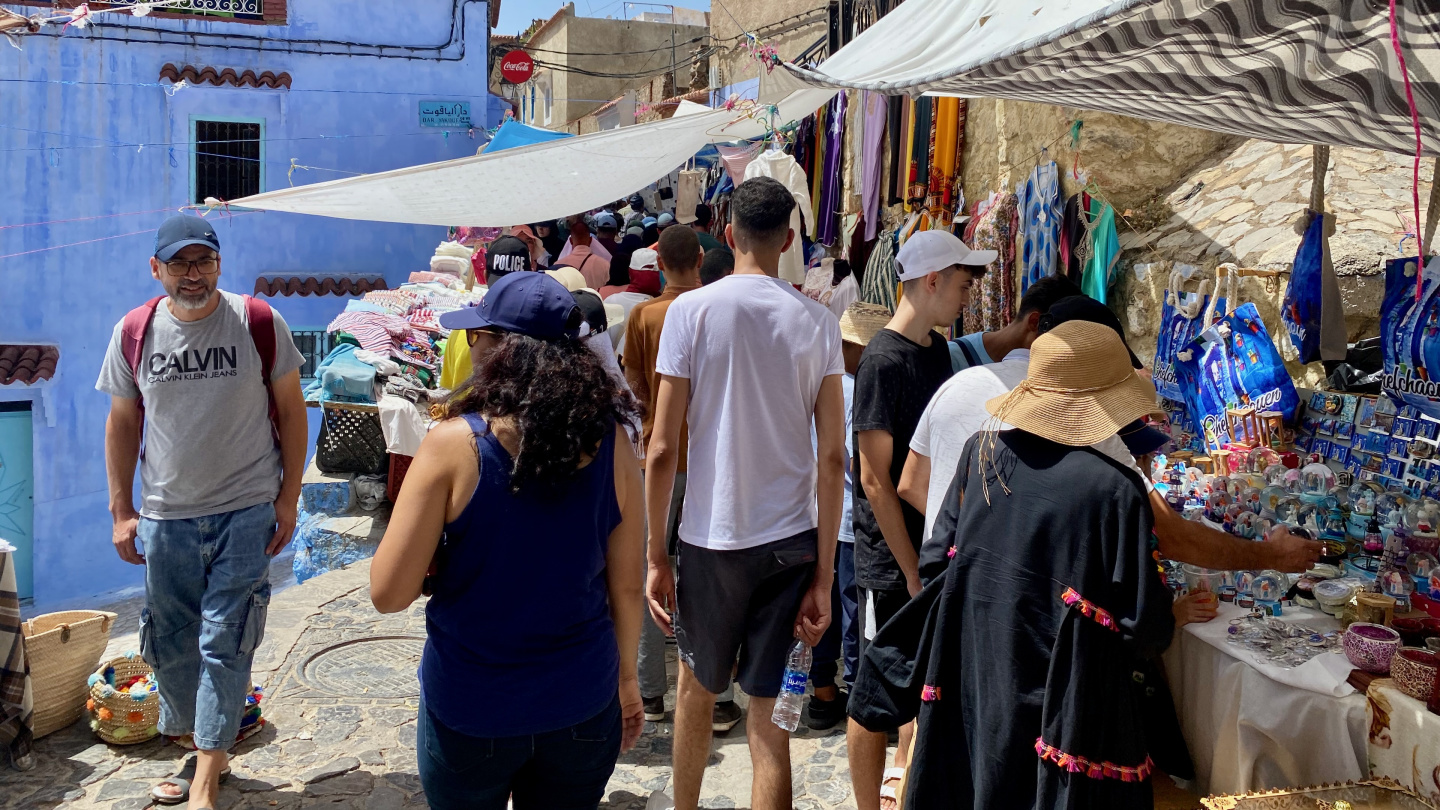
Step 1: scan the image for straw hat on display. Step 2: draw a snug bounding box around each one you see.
[838,302,891,346]
[985,320,1158,447]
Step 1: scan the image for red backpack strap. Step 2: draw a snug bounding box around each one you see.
[243,295,281,446]
[120,297,164,389]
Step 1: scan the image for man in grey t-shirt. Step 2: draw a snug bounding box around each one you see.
[97,215,307,809]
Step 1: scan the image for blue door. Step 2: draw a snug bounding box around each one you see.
[0,403,34,601]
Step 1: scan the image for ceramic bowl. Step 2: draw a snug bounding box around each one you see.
[1393,617,1431,647]
[1343,622,1402,674]
[1391,647,1440,701]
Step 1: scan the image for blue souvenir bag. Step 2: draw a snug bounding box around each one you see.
[1175,295,1301,449]
[1282,211,1324,364]
[1380,255,1440,419]
[1154,267,1226,401]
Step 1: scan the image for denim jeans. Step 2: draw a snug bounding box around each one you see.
[139,502,274,751]
[809,540,859,688]
[418,693,622,810]
[637,472,734,703]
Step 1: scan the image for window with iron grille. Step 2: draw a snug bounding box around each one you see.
[292,329,334,382]
[193,120,262,204]
[109,0,266,20]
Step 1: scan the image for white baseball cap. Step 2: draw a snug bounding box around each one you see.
[630,248,659,271]
[894,230,997,282]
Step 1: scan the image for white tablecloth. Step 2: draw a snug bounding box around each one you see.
[1163,603,1369,795]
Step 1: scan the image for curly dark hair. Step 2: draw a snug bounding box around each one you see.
[443,333,640,493]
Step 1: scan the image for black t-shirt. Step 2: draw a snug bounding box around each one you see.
[852,328,953,590]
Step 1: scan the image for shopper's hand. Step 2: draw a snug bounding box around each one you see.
[111,511,144,565]
[618,675,644,752]
[1173,590,1219,627]
[905,574,923,599]
[794,578,832,646]
[1260,525,1323,573]
[646,560,677,636]
[267,497,299,557]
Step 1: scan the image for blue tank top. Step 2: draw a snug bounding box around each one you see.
[420,413,623,737]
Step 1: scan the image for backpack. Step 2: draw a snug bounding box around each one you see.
[120,295,280,452]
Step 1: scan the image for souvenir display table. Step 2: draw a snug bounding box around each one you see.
[1164,602,1369,795]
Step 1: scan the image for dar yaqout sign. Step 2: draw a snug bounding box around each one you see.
[419,100,472,127]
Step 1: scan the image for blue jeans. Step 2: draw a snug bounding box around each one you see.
[809,540,859,688]
[139,502,274,751]
[418,693,622,810]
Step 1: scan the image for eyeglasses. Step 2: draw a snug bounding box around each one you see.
[163,256,220,277]
[466,328,505,347]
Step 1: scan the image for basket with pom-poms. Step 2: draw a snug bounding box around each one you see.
[87,652,160,745]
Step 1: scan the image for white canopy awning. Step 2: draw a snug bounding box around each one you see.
[229,87,835,226]
[784,0,1440,156]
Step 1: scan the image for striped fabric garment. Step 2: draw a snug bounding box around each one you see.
[326,311,408,355]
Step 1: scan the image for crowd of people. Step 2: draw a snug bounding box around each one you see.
[103,179,1326,810]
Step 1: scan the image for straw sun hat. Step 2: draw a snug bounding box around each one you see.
[986,320,1158,447]
[839,302,891,346]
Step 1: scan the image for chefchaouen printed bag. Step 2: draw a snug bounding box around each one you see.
[1174,300,1301,449]
[1282,212,1325,364]
[1153,267,1226,401]
[1380,255,1440,418]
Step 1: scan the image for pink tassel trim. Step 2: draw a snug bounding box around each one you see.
[1034,738,1153,782]
[947,545,957,559]
[1060,587,1118,632]
[921,685,941,702]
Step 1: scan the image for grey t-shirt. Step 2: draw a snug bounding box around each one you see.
[97,291,305,520]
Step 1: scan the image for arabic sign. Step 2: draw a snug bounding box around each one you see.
[419,100,472,128]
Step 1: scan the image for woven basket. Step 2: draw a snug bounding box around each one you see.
[88,655,160,745]
[316,402,388,475]
[22,610,117,738]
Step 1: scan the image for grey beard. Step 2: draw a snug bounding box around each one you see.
[172,288,216,310]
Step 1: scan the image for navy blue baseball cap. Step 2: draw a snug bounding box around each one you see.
[155,215,221,262]
[1118,419,1171,457]
[439,271,581,340]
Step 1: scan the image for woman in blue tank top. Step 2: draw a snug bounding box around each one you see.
[371,272,645,810]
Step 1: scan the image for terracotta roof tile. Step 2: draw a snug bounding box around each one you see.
[0,344,59,386]
[160,64,293,89]
[253,275,387,297]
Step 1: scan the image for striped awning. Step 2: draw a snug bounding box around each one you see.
[784,0,1440,156]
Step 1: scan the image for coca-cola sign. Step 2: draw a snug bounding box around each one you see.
[500,50,534,84]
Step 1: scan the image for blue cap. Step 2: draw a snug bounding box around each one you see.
[642,216,657,227]
[594,212,618,230]
[154,215,220,261]
[1118,420,1171,457]
[657,212,675,227]
[438,271,581,340]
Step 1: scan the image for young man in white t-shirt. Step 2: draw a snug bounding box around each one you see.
[645,177,848,810]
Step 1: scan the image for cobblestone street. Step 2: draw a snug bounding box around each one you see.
[3,561,862,810]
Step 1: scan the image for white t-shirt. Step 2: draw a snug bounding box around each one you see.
[604,291,653,355]
[910,348,1151,559]
[656,273,844,550]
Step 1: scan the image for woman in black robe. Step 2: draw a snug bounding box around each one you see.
[850,320,1175,809]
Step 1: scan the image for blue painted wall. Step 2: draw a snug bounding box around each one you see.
[0,0,495,606]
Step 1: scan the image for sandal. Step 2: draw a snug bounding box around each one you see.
[150,756,232,805]
[879,766,905,810]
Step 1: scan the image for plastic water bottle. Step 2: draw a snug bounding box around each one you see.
[771,640,812,732]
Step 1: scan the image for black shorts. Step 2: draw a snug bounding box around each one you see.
[673,530,818,698]
[857,587,910,658]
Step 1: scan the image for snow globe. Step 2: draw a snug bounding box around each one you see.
[1258,485,1288,515]
[1233,511,1270,540]
[1378,565,1414,612]
[1377,491,1410,529]
[1408,552,1440,598]
[1264,463,1290,487]
[1205,490,1233,523]
[1349,480,1386,539]
[1253,572,1287,615]
[1247,446,1280,474]
[1403,498,1440,557]
[1241,486,1265,514]
[1299,463,1337,504]
[1273,496,1303,527]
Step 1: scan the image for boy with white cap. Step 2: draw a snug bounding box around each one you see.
[847,229,992,810]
